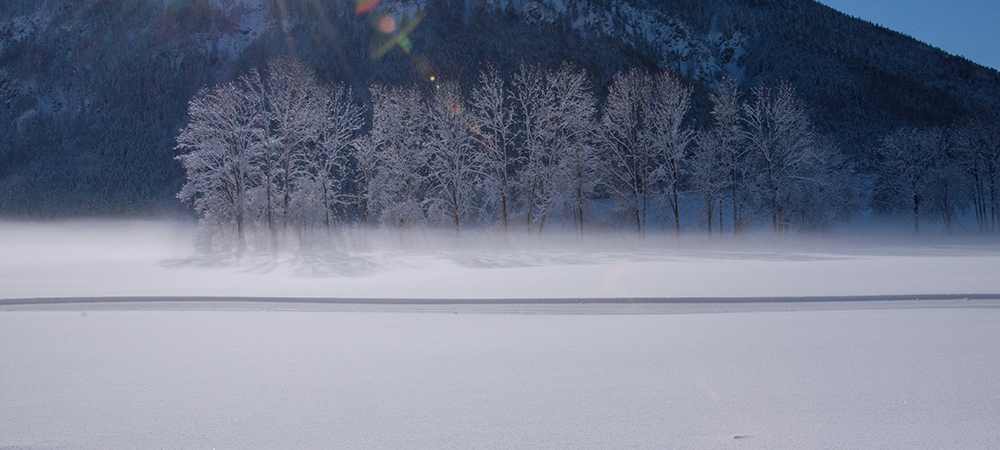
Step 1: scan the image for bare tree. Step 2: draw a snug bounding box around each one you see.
[743,82,819,233]
[874,127,941,234]
[263,58,326,239]
[925,129,964,234]
[298,83,364,233]
[648,70,694,236]
[511,64,551,234]
[953,117,1000,233]
[366,84,430,228]
[546,64,600,236]
[783,137,856,230]
[424,84,478,236]
[692,128,726,237]
[350,134,379,229]
[469,67,519,232]
[601,69,692,236]
[600,69,655,234]
[176,76,266,252]
[709,78,752,235]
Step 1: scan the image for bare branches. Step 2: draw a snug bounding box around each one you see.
[177,59,864,251]
[176,59,363,251]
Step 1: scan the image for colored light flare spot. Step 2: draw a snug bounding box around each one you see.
[378,16,397,34]
[370,11,426,59]
[430,76,436,82]
[449,102,461,114]
[355,0,380,15]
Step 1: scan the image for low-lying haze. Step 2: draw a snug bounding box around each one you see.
[3,220,1000,301]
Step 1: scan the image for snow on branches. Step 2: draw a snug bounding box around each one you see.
[177,59,857,252]
[176,58,362,252]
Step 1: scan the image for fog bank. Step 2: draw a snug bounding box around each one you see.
[3,220,1000,300]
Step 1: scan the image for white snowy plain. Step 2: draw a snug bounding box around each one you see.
[2,220,1000,449]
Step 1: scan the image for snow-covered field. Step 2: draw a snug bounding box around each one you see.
[2,221,1000,448]
[3,303,1000,449]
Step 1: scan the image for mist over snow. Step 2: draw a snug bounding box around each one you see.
[3,220,1000,300]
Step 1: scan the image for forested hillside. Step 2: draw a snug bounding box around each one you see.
[2,0,999,225]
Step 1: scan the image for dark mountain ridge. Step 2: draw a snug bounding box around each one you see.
[1,0,998,217]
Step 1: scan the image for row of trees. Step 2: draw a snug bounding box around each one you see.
[175,58,851,251]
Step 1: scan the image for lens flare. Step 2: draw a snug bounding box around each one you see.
[355,0,379,15]
[370,11,426,59]
[377,15,396,34]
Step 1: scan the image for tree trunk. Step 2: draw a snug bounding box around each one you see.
[452,185,461,238]
[706,193,713,238]
[634,207,642,235]
[500,192,508,233]
[990,164,998,231]
[236,211,247,253]
[731,167,741,236]
[671,190,681,238]
[718,200,725,237]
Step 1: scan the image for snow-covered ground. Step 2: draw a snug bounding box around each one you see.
[3,220,1000,448]
[2,303,1000,448]
[2,220,1000,300]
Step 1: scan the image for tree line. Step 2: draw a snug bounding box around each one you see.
[175,57,997,252]
[872,122,1000,235]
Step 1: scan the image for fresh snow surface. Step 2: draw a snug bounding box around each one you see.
[2,220,1000,300]
[3,221,1000,448]
[2,303,1000,448]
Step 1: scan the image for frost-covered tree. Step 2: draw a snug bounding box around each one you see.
[262,58,327,237]
[511,64,552,234]
[545,64,600,236]
[743,82,823,233]
[648,70,694,236]
[692,129,726,236]
[350,134,380,229]
[424,84,478,235]
[600,69,656,234]
[692,79,744,236]
[366,84,430,228]
[297,83,364,233]
[176,76,266,252]
[601,68,692,236]
[469,67,518,231]
[236,69,275,243]
[708,78,753,235]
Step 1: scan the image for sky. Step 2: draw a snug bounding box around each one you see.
[816,0,1000,71]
